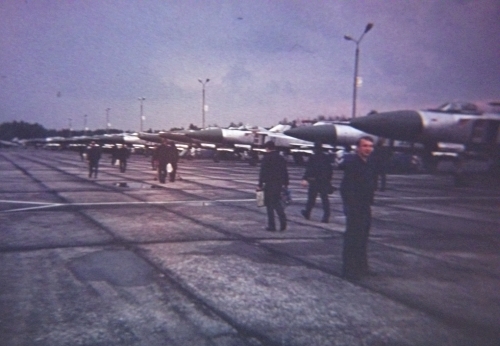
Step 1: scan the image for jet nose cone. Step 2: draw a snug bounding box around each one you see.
[284,125,337,144]
[185,128,223,143]
[350,110,423,141]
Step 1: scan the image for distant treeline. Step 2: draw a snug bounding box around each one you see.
[0,121,123,140]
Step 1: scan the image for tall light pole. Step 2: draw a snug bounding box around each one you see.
[344,23,374,118]
[105,108,111,133]
[138,97,146,132]
[198,78,210,129]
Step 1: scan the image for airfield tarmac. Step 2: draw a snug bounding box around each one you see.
[0,149,499,346]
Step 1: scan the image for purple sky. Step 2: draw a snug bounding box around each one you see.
[1,0,499,132]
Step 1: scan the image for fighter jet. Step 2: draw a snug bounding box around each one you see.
[349,102,500,184]
[185,124,314,164]
[284,122,375,149]
[0,139,21,148]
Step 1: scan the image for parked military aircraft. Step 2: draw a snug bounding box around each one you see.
[283,122,374,148]
[20,133,149,152]
[349,102,500,184]
[0,139,21,148]
[184,124,314,164]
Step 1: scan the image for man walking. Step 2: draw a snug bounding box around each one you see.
[339,136,376,279]
[117,144,130,173]
[165,141,179,182]
[87,141,101,179]
[258,141,289,232]
[301,141,333,223]
[370,138,391,191]
[156,139,169,183]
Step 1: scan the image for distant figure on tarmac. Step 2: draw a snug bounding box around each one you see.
[301,141,333,223]
[110,144,118,166]
[87,141,102,179]
[78,145,85,161]
[156,139,169,183]
[151,144,159,170]
[165,141,179,182]
[258,141,289,232]
[370,138,391,191]
[339,136,376,279]
[117,145,130,173]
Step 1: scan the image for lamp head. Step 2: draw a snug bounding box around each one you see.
[364,23,374,33]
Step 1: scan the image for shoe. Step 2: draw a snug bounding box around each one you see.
[280,225,286,231]
[301,210,310,220]
[265,227,276,232]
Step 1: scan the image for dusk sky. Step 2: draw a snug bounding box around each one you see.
[1,0,499,132]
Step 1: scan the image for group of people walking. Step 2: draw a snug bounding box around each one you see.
[84,139,179,184]
[85,142,131,178]
[111,144,131,173]
[152,139,179,183]
[85,135,381,280]
[258,136,379,280]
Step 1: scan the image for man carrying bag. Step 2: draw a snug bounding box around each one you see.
[301,141,333,223]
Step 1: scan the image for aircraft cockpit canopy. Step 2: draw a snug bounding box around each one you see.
[429,102,483,115]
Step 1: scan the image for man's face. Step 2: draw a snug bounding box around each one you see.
[356,138,374,160]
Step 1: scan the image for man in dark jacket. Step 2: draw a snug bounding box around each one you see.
[370,138,391,191]
[339,136,376,279]
[156,139,169,183]
[301,141,333,223]
[165,141,179,182]
[258,141,289,231]
[117,145,130,173]
[87,141,102,179]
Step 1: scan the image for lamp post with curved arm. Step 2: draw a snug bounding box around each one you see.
[198,78,210,129]
[138,97,146,132]
[344,23,374,118]
[105,108,111,133]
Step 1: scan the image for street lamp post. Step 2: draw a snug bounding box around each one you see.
[138,97,146,132]
[344,23,374,118]
[105,108,111,133]
[198,78,210,129]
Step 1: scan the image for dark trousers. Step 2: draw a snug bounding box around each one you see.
[304,183,330,221]
[169,162,177,182]
[88,162,99,178]
[158,163,167,183]
[342,203,371,277]
[265,189,286,230]
[376,171,387,191]
[119,159,127,173]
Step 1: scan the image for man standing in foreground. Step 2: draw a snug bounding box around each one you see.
[340,136,376,279]
[258,141,289,232]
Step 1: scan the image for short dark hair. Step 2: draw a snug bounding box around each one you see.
[264,141,275,150]
[356,136,374,146]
